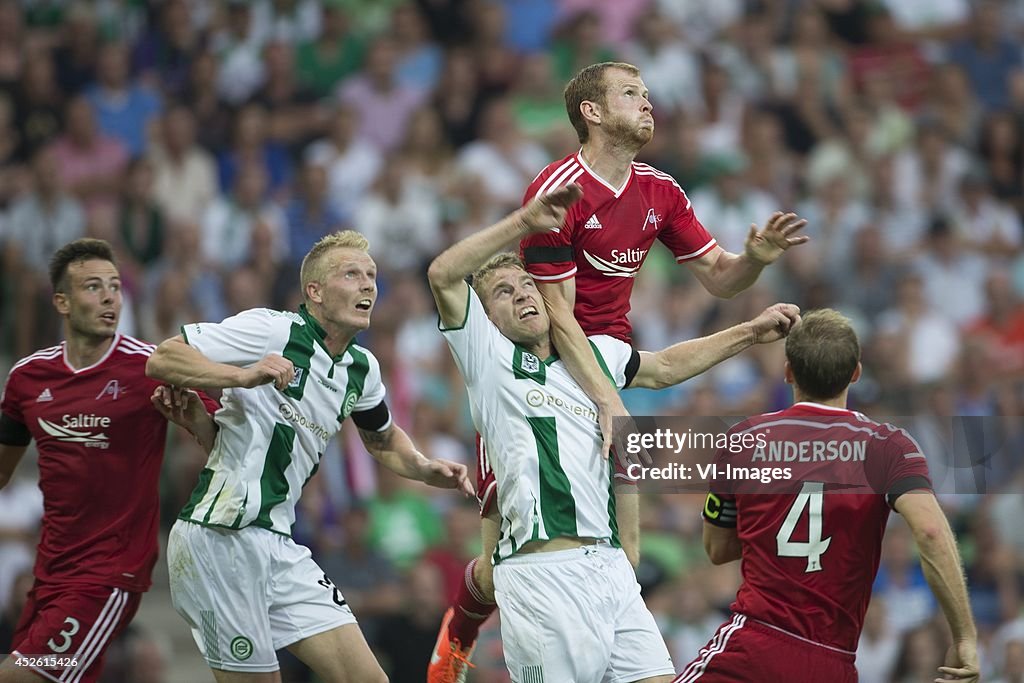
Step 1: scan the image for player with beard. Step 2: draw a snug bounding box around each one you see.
[429,62,809,682]
[0,238,217,683]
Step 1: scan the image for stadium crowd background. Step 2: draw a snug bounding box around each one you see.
[0,0,1023,681]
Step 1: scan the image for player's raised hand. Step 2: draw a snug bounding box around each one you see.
[744,212,809,265]
[418,458,475,497]
[520,183,583,234]
[936,641,979,682]
[241,354,295,390]
[151,385,205,426]
[750,303,801,344]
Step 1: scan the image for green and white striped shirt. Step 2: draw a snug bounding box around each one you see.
[441,289,632,562]
[179,305,388,535]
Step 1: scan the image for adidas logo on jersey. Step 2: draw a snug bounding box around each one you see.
[584,214,603,230]
[36,388,53,402]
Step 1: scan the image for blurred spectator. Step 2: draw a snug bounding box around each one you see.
[294,1,364,98]
[497,0,558,53]
[132,0,199,99]
[655,0,742,49]
[0,93,26,206]
[890,621,950,683]
[876,272,961,385]
[892,121,969,217]
[559,0,652,48]
[212,0,266,105]
[878,0,968,44]
[455,97,548,211]
[422,502,481,603]
[52,94,129,221]
[622,6,700,116]
[396,106,455,195]
[0,480,41,615]
[966,269,1024,377]
[149,104,218,224]
[913,216,987,326]
[251,40,327,150]
[769,6,850,108]
[336,36,428,153]
[848,6,931,113]
[950,170,1024,259]
[507,53,565,145]
[375,561,448,682]
[923,63,981,149]
[833,226,899,323]
[0,0,23,86]
[52,2,100,95]
[856,599,900,683]
[873,520,938,635]
[948,0,1024,112]
[251,0,322,45]
[354,155,442,274]
[4,145,86,357]
[305,104,383,217]
[367,467,443,570]
[283,159,347,263]
[549,9,618,83]
[391,3,443,91]
[742,108,797,208]
[201,161,288,270]
[180,50,233,153]
[686,55,746,155]
[216,102,292,196]
[12,47,65,161]
[431,47,492,148]
[795,171,870,278]
[976,110,1024,217]
[117,156,166,276]
[688,153,778,254]
[86,40,162,156]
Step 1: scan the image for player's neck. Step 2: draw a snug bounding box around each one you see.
[580,141,636,190]
[792,388,849,410]
[525,337,553,360]
[64,332,116,370]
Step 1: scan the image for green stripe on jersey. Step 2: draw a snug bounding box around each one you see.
[587,340,615,387]
[281,322,316,399]
[340,346,370,420]
[527,416,577,538]
[181,468,215,519]
[606,459,619,547]
[254,423,296,528]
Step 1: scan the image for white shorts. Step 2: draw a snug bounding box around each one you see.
[493,542,674,683]
[167,520,356,673]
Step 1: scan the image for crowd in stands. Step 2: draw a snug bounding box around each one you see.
[1,0,1024,681]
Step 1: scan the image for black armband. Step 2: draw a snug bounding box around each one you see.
[523,245,573,264]
[702,492,738,528]
[0,413,31,447]
[352,401,391,432]
[623,349,641,388]
[887,475,933,509]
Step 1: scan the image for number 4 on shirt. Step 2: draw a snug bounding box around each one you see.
[776,482,832,573]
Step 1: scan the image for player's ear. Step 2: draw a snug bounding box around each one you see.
[849,362,862,384]
[305,282,322,304]
[783,360,794,384]
[53,291,70,316]
[580,99,600,126]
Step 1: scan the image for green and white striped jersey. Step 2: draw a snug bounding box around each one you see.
[179,305,388,536]
[441,289,632,563]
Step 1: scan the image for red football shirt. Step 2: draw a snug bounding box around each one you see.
[1,335,200,592]
[519,151,716,343]
[704,402,932,652]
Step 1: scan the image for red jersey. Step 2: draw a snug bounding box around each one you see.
[1,335,186,592]
[703,402,932,653]
[520,151,716,343]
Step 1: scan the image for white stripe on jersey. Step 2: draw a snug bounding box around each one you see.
[119,336,156,353]
[529,266,578,281]
[674,614,746,683]
[674,240,717,261]
[10,346,63,372]
[735,418,891,440]
[532,159,579,199]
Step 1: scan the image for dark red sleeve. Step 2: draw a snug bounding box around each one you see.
[1,367,24,424]
[657,185,717,263]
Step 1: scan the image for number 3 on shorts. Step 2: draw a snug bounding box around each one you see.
[47,616,81,653]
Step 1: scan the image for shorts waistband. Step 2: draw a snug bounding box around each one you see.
[500,539,619,565]
[743,616,857,660]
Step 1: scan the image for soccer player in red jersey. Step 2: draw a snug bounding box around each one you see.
[429,61,808,682]
[0,239,216,683]
[677,310,978,683]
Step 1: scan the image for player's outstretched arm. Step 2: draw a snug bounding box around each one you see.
[894,491,979,682]
[538,278,630,461]
[428,184,583,328]
[629,304,800,390]
[147,335,295,390]
[686,212,808,298]
[357,423,474,497]
[150,386,218,453]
